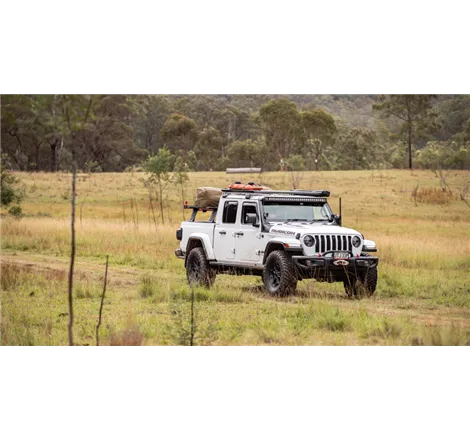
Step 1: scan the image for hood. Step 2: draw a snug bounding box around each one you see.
[268,223,360,236]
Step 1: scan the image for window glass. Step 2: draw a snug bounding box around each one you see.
[242,204,258,224]
[222,201,238,223]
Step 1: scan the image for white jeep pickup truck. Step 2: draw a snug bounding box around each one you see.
[175,187,378,297]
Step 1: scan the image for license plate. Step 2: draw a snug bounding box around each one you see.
[334,252,349,259]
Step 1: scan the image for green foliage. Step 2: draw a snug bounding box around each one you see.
[285,154,305,171]
[2,94,470,173]
[161,113,197,156]
[131,95,172,154]
[258,98,301,160]
[373,95,438,169]
[173,156,190,184]
[301,109,337,143]
[143,146,174,178]
[8,205,23,218]
[334,128,385,170]
[143,146,175,224]
[226,139,269,169]
[415,141,470,170]
[84,160,102,173]
[1,154,23,210]
[193,126,223,170]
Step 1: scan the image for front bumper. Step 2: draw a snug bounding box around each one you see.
[292,255,379,272]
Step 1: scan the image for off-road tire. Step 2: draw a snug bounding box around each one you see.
[186,247,216,288]
[343,266,378,298]
[262,250,298,297]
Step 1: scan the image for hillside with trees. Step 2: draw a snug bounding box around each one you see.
[1,94,469,172]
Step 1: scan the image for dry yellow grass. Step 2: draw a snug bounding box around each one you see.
[1,169,470,345]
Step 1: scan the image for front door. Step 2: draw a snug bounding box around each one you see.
[214,200,239,261]
[235,202,262,263]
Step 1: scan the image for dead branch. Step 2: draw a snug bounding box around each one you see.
[437,169,453,196]
[460,181,470,209]
[96,255,109,346]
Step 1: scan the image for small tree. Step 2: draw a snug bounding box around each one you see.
[1,154,24,216]
[143,146,174,224]
[285,154,305,189]
[173,156,189,220]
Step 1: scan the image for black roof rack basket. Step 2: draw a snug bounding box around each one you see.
[221,188,330,197]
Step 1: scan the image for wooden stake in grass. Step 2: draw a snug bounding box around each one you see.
[64,94,94,347]
[96,255,109,347]
[67,163,76,346]
[190,286,195,346]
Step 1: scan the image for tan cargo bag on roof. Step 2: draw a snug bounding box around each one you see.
[195,187,222,208]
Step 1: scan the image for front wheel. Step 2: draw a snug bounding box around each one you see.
[262,250,298,297]
[186,247,216,288]
[343,266,378,298]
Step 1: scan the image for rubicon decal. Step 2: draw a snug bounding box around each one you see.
[333,259,349,266]
[270,229,296,235]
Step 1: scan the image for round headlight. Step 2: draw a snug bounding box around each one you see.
[352,236,361,247]
[303,235,315,247]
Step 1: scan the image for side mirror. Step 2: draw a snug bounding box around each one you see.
[245,213,259,227]
[333,214,342,226]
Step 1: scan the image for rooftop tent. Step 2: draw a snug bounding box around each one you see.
[195,187,222,208]
[194,183,271,208]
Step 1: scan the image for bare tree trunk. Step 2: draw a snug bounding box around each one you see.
[159,182,164,225]
[50,141,57,172]
[96,255,109,346]
[67,162,76,346]
[148,189,158,230]
[35,142,41,171]
[408,123,413,170]
[167,196,172,224]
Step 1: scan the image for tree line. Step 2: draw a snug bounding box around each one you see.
[1,94,469,173]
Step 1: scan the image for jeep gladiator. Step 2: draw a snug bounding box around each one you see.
[175,188,378,297]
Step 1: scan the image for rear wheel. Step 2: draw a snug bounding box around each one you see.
[186,247,216,288]
[262,250,298,297]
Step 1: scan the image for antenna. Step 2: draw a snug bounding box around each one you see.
[339,197,342,226]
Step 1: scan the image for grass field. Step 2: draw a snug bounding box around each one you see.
[1,169,470,345]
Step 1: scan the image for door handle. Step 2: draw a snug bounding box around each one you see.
[236,231,244,236]
[219,230,226,235]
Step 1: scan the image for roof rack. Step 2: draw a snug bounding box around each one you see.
[184,204,218,222]
[221,188,330,198]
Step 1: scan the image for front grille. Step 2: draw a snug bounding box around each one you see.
[312,235,352,253]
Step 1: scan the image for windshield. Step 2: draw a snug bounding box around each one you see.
[262,201,332,223]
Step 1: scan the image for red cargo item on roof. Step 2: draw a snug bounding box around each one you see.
[229,181,263,191]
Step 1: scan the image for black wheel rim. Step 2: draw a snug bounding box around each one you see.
[189,257,201,282]
[269,262,281,288]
